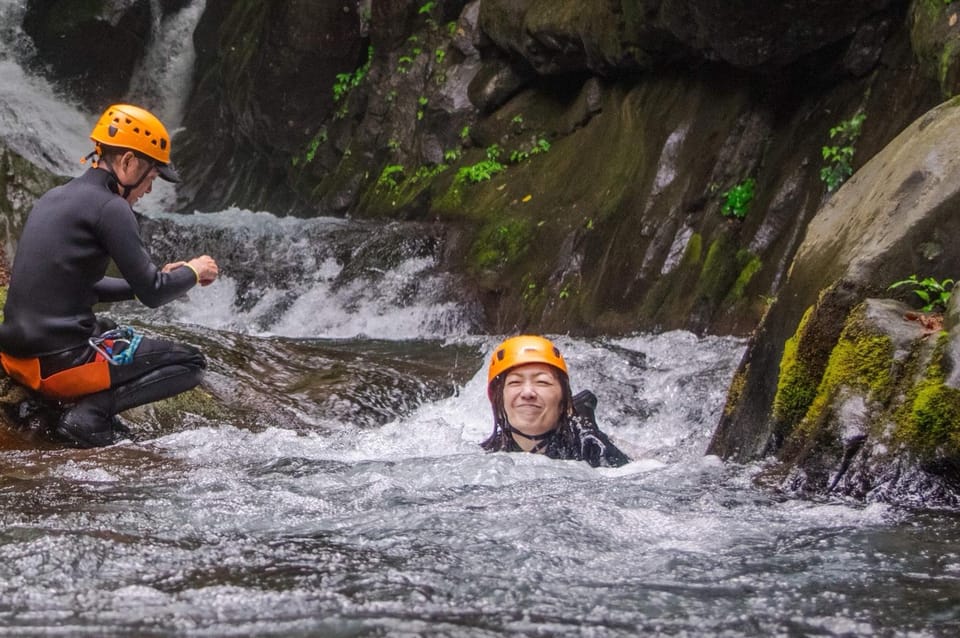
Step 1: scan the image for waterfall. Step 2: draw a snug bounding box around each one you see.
[127,209,480,339]
[0,0,205,209]
[127,0,207,128]
[0,0,91,174]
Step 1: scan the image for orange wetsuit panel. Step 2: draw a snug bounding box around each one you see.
[1,352,111,401]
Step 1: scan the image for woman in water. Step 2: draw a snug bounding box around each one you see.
[481,335,630,467]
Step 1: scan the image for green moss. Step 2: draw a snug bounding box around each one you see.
[0,286,5,323]
[939,37,960,97]
[681,233,703,268]
[773,306,818,423]
[799,329,894,436]
[895,334,960,456]
[432,181,464,214]
[774,303,897,468]
[694,234,740,304]
[726,251,762,302]
[907,379,960,451]
[468,217,533,273]
[724,365,748,417]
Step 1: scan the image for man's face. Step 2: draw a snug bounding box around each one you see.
[125,156,159,204]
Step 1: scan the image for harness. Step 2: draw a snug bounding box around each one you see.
[0,326,143,401]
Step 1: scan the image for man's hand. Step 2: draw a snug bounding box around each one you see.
[163,257,218,286]
[187,255,219,286]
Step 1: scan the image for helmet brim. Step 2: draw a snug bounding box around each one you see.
[157,162,180,183]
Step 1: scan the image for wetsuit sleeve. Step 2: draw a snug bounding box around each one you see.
[96,199,197,308]
[584,430,631,468]
[93,276,134,302]
[570,396,632,468]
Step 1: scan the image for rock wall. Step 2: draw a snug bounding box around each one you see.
[707,98,960,504]
[21,0,191,109]
[17,0,955,337]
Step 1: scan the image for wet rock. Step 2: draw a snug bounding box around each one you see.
[22,0,153,109]
[478,0,898,74]
[174,0,366,212]
[942,291,960,390]
[0,375,61,449]
[757,298,960,506]
[910,0,960,97]
[468,57,534,113]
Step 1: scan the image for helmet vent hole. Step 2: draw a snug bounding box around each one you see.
[107,125,118,137]
[160,139,167,150]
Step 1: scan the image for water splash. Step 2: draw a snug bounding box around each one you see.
[128,208,480,340]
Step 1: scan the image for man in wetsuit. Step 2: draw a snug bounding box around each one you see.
[481,335,630,467]
[0,103,219,447]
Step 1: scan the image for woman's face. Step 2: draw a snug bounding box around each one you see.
[502,363,563,436]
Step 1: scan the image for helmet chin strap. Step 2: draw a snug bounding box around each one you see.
[503,420,556,441]
[84,145,153,200]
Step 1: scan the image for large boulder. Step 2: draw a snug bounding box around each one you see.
[710,97,960,473]
[764,297,960,506]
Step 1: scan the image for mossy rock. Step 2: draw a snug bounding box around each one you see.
[910,0,960,97]
[770,281,865,445]
[769,297,960,503]
[895,333,960,459]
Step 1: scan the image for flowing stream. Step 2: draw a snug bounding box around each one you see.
[0,2,959,636]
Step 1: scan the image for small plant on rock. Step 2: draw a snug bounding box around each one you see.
[820,112,866,192]
[377,164,405,190]
[889,275,955,312]
[509,138,550,164]
[333,46,373,103]
[457,145,506,184]
[720,178,756,219]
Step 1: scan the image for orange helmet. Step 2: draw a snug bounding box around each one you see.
[487,335,568,387]
[89,104,179,182]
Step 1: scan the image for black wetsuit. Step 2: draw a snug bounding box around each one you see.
[497,414,631,468]
[0,167,206,447]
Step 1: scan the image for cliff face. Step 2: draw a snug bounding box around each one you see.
[19,0,951,337]
[164,0,947,337]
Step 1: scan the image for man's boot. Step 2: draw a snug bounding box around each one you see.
[55,399,118,448]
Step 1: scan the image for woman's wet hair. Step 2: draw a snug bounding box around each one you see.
[481,366,574,452]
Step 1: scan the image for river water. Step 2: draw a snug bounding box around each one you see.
[1,1,959,636]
